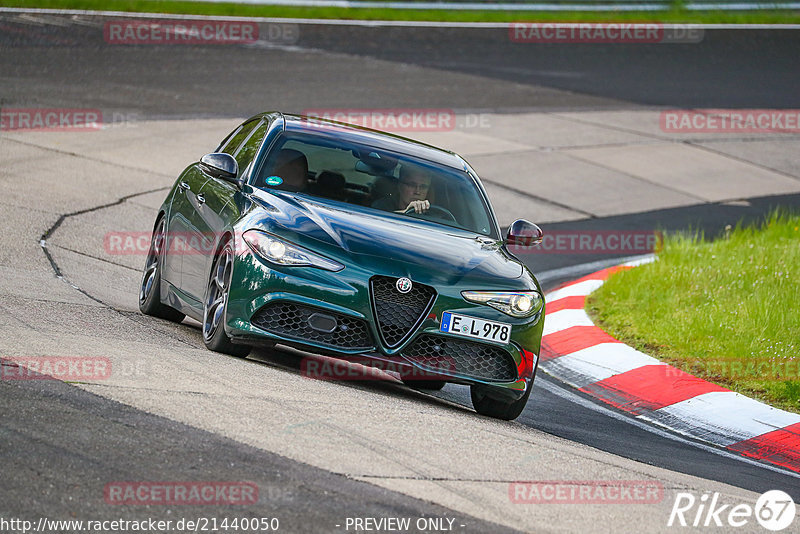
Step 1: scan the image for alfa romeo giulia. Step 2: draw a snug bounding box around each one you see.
[139,112,545,419]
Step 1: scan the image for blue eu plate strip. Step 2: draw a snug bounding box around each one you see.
[440,311,451,332]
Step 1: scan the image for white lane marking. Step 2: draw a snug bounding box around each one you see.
[644,391,800,447]
[537,377,800,480]
[3,8,800,28]
[537,254,655,285]
[542,308,594,336]
[541,256,800,462]
[545,278,604,302]
[622,255,657,267]
[542,343,662,387]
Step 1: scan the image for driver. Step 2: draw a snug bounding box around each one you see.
[372,164,432,214]
[265,148,309,192]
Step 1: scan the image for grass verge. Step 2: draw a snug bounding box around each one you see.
[586,210,800,413]
[1,0,799,24]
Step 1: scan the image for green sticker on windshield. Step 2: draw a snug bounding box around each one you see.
[265,175,283,186]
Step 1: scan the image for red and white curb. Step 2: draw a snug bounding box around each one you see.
[541,257,800,474]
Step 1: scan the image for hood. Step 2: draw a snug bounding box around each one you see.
[247,190,523,286]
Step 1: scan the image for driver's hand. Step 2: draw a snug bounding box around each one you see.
[405,200,430,214]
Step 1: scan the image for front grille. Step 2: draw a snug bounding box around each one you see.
[251,302,373,350]
[402,334,518,381]
[370,276,436,348]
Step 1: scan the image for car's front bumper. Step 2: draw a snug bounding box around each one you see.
[225,243,544,399]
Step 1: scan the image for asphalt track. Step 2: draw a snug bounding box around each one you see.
[3,15,799,114]
[2,12,800,532]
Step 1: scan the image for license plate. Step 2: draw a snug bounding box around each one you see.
[440,312,511,344]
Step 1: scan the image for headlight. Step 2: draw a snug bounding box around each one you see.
[461,290,543,318]
[243,230,344,272]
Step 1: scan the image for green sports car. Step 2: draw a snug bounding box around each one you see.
[139,112,545,420]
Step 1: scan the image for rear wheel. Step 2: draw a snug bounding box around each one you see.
[203,241,250,358]
[139,217,185,323]
[470,383,532,420]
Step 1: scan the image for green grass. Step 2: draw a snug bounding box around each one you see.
[587,211,800,413]
[2,0,800,24]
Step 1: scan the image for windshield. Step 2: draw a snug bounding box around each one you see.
[252,131,496,237]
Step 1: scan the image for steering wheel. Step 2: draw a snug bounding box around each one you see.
[404,204,457,223]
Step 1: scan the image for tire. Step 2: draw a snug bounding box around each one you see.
[401,379,446,391]
[139,217,186,323]
[470,383,532,420]
[202,241,250,358]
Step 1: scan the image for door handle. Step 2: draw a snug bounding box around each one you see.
[179,181,190,191]
[197,194,206,205]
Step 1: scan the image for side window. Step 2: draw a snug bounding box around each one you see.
[219,120,259,156]
[234,121,269,171]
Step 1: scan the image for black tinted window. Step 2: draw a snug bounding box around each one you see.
[219,119,259,156]
[234,121,268,171]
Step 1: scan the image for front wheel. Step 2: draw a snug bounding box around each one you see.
[470,383,532,420]
[202,241,250,358]
[139,217,185,323]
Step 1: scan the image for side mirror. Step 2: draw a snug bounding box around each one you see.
[505,219,543,248]
[200,153,239,184]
